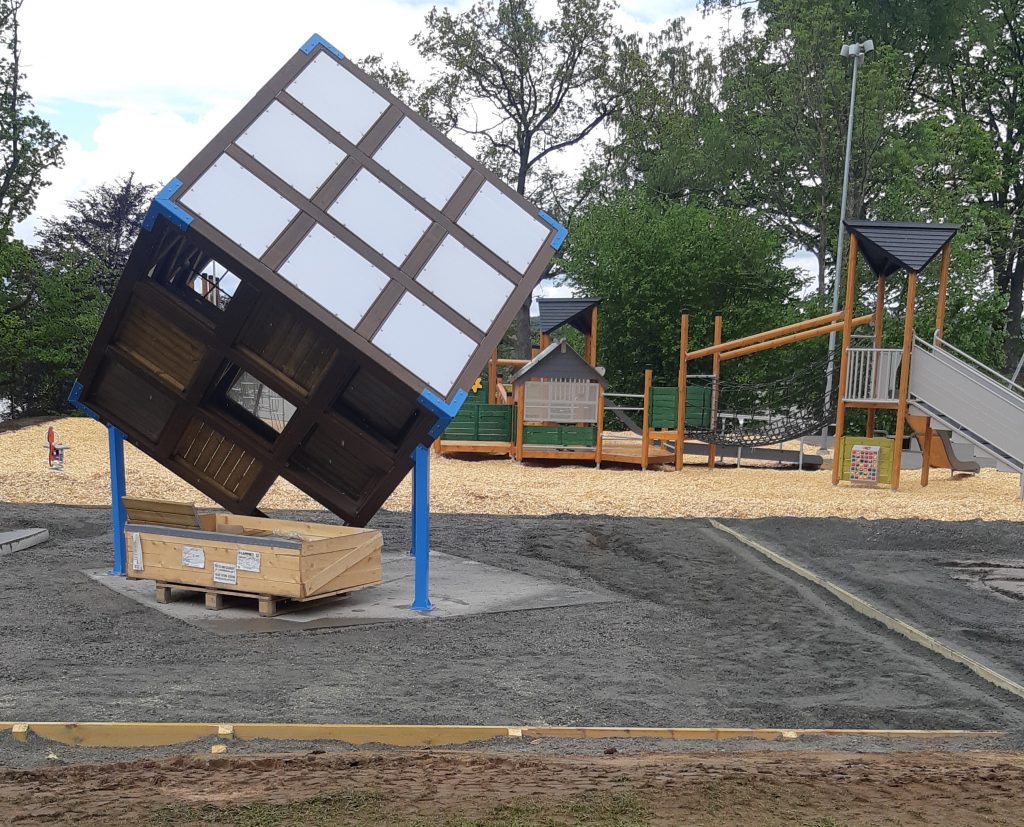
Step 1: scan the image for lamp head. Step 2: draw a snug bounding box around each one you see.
[862,38,875,53]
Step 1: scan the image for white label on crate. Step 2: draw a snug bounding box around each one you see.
[181,545,206,568]
[131,532,143,571]
[236,550,261,573]
[213,562,237,585]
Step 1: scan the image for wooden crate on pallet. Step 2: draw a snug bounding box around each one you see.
[123,499,382,613]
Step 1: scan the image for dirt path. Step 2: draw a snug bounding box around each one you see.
[3,749,1023,825]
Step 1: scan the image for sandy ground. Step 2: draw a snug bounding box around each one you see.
[3,749,1024,826]
[4,416,1024,520]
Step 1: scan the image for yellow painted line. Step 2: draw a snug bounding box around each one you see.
[0,722,1002,749]
[710,519,1024,703]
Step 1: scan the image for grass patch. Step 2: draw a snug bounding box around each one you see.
[150,790,650,826]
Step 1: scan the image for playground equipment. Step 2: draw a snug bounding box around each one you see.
[686,219,1024,493]
[68,33,565,609]
[437,298,823,469]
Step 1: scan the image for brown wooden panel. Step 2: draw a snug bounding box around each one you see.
[113,299,204,391]
[173,418,262,500]
[91,358,176,443]
[236,296,334,393]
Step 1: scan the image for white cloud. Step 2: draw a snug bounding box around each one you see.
[14,0,728,244]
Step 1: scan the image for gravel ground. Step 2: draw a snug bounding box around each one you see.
[5,416,1024,520]
[2,503,1023,768]
[721,517,1024,688]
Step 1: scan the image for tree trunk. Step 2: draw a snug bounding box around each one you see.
[515,301,532,359]
[514,141,533,359]
[1004,249,1024,371]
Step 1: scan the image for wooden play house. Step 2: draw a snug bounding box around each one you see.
[511,340,608,462]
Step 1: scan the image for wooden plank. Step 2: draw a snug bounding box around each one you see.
[831,233,859,486]
[303,539,380,595]
[122,497,198,528]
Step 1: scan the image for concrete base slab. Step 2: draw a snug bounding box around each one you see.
[85,549,617,634]
[0,528,49,556]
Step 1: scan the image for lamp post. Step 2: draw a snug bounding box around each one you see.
[824,38,874,425]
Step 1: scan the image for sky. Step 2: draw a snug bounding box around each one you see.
[13,0,756,300]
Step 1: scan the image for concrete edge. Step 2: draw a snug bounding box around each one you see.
[0,722,1004,749]
[709,519,1024,704]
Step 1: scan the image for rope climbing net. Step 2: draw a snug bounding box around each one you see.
[686,351,840,447]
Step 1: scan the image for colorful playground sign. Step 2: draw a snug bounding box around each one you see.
[71,34,564,525]
[838,436,894,485]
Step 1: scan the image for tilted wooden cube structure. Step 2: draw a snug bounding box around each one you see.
[73,34,564,526]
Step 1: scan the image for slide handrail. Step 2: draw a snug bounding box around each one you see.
[932,334,1024,398]
[915,337,1024,417]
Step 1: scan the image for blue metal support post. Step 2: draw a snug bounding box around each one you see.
[409,442,432,611]
[108,426,127,576]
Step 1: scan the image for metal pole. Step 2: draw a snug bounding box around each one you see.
[824,52,861,419]
[109,426,127,576]
[409,443,433,612]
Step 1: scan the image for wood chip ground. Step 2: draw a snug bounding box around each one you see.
[2,417,1021,521]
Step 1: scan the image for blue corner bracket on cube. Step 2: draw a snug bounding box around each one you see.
[418,388,468,440]
[142,179,193,233]
[68,380,99,420]
[538,210,568,250]
[301,33,346,61]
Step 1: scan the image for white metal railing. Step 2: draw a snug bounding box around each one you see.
[844,347,902,403]
[524,379,600,424]
[932,335,1024,400]
[910,337,1024,473]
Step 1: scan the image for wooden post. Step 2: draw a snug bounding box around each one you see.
[935,241,952,342]
[866,275,885,437]
[708,314,722,469]
[595,385,605,468]
[488,352,498,405]
[589,304,599,367]
[515,383,525,462]
[676,314,688,471]
[891,270,918,490]
[831,233,860,486]
[921,417,932,487]
[540,332,550,351]
[641,368,652,470]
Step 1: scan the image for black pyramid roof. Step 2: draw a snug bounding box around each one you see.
[537,297,600,334]
[844,220,959,278]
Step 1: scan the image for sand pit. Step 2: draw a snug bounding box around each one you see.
[3,416,1023,520]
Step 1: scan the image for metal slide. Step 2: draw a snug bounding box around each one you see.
[606,407,823,468]
[909,337,1024,484]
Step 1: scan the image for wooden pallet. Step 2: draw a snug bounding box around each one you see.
[154,581,366,617]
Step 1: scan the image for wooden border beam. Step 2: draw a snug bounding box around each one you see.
[0,721,1002,748]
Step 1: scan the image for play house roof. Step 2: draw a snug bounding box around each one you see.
[512,340,609,388]
[538,297,600,335]
[844,220,960,278]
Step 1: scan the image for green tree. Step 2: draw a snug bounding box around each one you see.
[0,0,65,236]
[561,192,805,391]
[412,0,620,357]
[36,174,154,296]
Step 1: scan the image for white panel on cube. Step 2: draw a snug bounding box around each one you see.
[279,225,389,327]
[180,156,298,257]
[457,181,551,273]
[373,118,470,209]
[287,53,389,145]
[416,237,513,330]
[236,101,347,197]
[372,294,476,392]
[328,169,431,265]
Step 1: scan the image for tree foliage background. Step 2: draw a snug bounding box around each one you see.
[3,0,1024,422]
